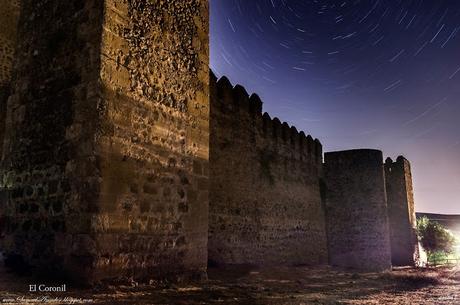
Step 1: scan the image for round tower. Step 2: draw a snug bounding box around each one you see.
[324,149,391,271]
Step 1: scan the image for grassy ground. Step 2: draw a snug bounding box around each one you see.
[427,251,460,266]
[0,263,459,304]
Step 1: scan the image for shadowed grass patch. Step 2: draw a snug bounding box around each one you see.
[380,272,440,290]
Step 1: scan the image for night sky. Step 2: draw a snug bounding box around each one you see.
[210,0,460,214]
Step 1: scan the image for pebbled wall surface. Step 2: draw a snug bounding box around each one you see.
[94,0,209,281]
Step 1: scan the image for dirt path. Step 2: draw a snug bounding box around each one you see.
[1,264,459,304]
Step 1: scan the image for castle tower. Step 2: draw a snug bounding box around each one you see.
[385,156,419,266]
[323,149,392,271]
[0,0,209,283]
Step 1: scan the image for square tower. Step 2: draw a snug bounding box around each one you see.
[385,156,419,266]
[0,0,209,283]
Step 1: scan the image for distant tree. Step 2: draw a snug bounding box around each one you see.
[416,216,456,261]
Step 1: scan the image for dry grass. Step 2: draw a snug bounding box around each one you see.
[0,264,459,304]
[378,269,441,288]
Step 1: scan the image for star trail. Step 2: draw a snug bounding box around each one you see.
[211,0,460,214]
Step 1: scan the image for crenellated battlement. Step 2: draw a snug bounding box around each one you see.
[209,72,328,265]
[210,73,322,165]
[385,156,411,173]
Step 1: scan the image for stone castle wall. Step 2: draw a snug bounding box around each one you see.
[0,0,209,283]
[0,0,421,282]
[324,150,392,271]
[208,74,328,265]
[385,156,418,266]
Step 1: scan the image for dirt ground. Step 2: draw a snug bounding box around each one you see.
[0,263,459,305]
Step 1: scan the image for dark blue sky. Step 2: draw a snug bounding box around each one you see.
[210,0,460,214]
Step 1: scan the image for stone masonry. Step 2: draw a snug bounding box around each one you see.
[0,0,209,283]
[323,150,392,271]
[0,0,419,283]
[0,0,20,159]
[208,73,328,266]
[385,156,419,266]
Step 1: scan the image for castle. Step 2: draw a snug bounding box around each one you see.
[0,0,418,283]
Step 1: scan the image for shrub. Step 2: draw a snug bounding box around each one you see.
[416,217,456,262]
